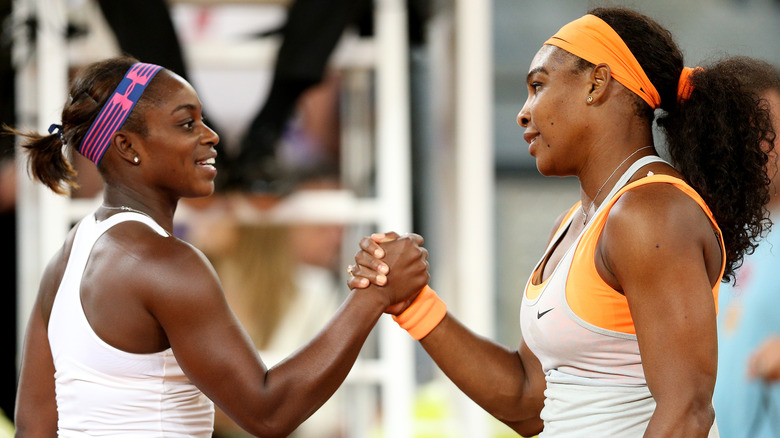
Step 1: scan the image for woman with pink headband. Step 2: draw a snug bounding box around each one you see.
[351,7,774,437]
[12,56,430,436]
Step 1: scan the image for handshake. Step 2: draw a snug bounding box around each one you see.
[346,232,446,340]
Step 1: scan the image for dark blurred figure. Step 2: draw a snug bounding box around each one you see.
[0,0,17,423]
[222,0,430,193]
[96,0,189,80]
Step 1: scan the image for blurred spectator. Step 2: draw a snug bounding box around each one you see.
[713,58,780,438]
[186,174,348,438]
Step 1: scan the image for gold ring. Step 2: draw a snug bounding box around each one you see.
[347,265,356,277]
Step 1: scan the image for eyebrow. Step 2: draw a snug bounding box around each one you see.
[170,103,196,115]
[526,66,548,84]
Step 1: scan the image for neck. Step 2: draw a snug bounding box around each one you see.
[579,144,655,224]
[101,188,177,234]
[577,96,657,216]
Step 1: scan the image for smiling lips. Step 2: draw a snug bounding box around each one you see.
[197,157,215,167]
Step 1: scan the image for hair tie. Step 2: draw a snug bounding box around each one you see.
[677,66,702,103]
[48,123,65,143]
[78,62,163,165]
[544,14,661,109]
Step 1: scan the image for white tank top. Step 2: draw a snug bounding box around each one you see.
[48,211,214,437]
[520,157,719,437]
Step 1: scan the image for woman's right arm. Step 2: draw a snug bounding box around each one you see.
[144,234,429,438]
[419,315,546,435]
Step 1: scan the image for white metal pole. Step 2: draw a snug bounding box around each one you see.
[15,0,69,357]
[374,0,414,437]
[454,0,495,436]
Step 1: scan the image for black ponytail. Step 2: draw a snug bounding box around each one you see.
[5,126,78,195]
[5,56,149,196]
[591,7,773,283]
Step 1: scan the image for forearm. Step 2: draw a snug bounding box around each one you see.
[644,397,715,438]
[240,288,384,436]
[420,314,544,432]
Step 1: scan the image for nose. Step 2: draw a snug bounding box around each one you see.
[203,122,220,146]
[517,101,530,128]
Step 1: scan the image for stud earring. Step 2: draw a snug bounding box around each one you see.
[586,95,594,104]
[133,156,139,164]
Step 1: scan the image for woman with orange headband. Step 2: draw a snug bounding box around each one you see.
[350,7,774,437]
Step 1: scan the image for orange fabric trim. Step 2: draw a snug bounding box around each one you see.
[544,14,661,109]
[392,285,447,340]
[566,175,724,334]
[526,203,582,300]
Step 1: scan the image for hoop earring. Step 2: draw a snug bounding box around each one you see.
[586,95,594,104]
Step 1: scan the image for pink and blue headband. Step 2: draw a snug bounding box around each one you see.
[78,62,163,165]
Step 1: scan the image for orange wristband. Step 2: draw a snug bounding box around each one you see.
[392,285,447,340]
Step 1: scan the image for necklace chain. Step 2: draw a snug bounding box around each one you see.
[102,204,151,216]
[581,145,654,225]
[101,204,171,236]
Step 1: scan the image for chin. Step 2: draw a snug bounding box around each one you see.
[192,183,216,198]
[535,159,554,177]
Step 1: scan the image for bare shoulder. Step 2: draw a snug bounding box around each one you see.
[606,182,713,245]
[598,182,720,288]
[97,221,221,302]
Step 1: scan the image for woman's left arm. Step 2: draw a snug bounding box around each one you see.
[600,186,719,438]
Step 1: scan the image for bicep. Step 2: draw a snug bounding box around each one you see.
[603,196,717,409]
[622,245,717,401]
[146,248,270,418]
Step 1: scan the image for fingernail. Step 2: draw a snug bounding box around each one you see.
[377,274,387,286]
[379,263,389,274]
[359,278,369,287]
[374,248,385,258]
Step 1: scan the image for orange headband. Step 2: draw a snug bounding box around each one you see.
[544,14,661,109]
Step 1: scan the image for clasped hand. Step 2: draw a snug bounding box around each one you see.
[347,232,429,315]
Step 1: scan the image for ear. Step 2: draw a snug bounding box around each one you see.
[112,132,142,165]
[586,63,612,104]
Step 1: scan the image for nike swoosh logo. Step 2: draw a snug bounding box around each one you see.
[537,308,554,319]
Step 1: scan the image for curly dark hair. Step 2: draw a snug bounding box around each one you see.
[586,7,774,283]
[8,56,164,194]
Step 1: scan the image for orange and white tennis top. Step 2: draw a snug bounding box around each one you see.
[520,156,723,436]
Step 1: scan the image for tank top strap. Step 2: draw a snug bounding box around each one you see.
[592,155,669,220]
[96,211,169,237]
